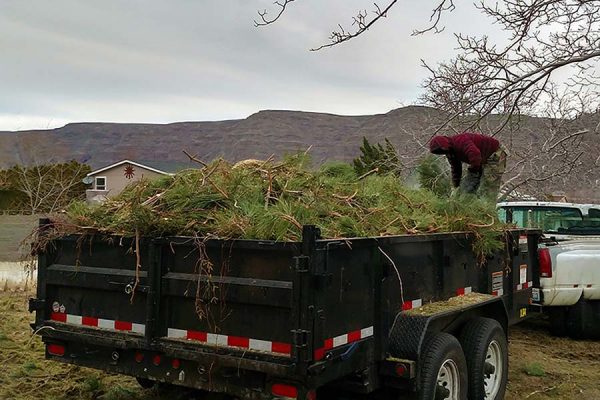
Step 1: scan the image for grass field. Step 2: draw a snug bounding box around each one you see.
[0,215,39,261]
[1,291,599,400]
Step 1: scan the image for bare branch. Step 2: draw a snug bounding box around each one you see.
[254,0,297,27]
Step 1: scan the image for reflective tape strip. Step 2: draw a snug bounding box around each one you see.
[516,281,534,291]
[492,289,504,296]
[50,312,145,335]
[457,287,472,296]
[314,325,374,361]
[402,298,422,311]
[166,329,292,356]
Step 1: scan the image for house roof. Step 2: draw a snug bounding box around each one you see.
[87,160,174,177]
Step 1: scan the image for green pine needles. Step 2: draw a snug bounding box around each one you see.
[62,153,507,258]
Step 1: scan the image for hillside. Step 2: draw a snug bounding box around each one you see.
[1,106,599,199]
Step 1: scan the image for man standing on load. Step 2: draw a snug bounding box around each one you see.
[429,132,506,199]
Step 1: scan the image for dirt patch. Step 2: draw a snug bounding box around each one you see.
[505,318,600,399]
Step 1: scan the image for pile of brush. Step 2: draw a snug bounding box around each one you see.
[58,153,505,256]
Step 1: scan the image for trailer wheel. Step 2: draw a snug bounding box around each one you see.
[459,318,508,400]
[418,332,468,400]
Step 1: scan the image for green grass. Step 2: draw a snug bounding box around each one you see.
[524,362,546,377]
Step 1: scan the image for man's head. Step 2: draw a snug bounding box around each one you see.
[429,136,451,155]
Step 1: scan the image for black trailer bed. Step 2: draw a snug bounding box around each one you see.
[31,223,540,399]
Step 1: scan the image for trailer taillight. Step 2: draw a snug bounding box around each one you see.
[134,352,144,363]
[171,358,181,369]
[395,363,408,377]
[47,343,65,356]
[538,248,552,278]
[152,355,162,366]
[272,383,298,398]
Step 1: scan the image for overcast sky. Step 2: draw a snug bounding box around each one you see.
[0,1,497,131]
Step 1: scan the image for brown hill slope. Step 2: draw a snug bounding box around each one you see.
[1,106,598,199]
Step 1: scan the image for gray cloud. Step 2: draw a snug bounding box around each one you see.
[0,1,498,130]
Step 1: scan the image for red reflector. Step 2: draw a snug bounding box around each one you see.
[171,358,181,369]
[272,383,298,398]
[395,363,408,376]
[135,352,144,363]
[538,248,552,278]
[48,344,65,356]
[152,355,161,366]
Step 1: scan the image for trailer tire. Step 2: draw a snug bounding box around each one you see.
[418,332,468,400]
[459,318,508,400]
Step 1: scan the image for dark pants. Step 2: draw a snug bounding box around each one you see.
[460,149,507,199]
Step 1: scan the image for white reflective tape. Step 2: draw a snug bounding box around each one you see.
[494,289,504,296]
[360,326,374,338]
[412,299,422,308]
[333,334,348,348]
[132,323,145,334]
[206,333,228,346]
[517,284,523,291]
[528,281,533,287]
[98,318,114,329]
[464,287,472,294]
[249,339,272,352]
[167,328,187,339]
[66,314,82,325]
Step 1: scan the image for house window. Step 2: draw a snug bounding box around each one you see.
[95,176,107,191]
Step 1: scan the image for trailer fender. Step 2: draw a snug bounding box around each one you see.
[387,296,508,361]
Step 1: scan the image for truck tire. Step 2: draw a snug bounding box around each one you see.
[418,332,468,400]
[566,299,596,339]
[547,307,568,337]
[459,318,508,400]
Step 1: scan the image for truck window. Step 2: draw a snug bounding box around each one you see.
[498,206,583,233]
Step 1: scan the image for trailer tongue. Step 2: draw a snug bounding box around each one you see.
[30,221,539,400]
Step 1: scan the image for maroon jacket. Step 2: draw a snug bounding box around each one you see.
[429,132,500,187]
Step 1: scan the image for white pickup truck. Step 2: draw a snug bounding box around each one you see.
[497,201,600,338]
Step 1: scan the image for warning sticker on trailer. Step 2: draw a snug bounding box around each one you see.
[492,271,503,293]
[520,264,527,284]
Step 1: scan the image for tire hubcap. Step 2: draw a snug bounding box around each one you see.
[436,359,460,400]
[484,340,503,399]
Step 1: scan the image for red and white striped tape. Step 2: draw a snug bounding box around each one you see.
[516,281,533,291]
[456,287,472,296]
[51,312,145,334]
[492,289,504,296]
[402,298,423,311]
[167,328,292,356]
[314,326,374,361]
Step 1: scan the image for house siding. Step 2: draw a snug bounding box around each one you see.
[88,163,167,199]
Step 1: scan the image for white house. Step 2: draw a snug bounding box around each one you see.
[85,160,173,204]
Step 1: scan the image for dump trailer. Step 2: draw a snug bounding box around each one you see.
[30,220,539,400]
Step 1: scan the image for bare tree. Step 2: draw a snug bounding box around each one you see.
[6,161,90,214]
[256,1,600,199]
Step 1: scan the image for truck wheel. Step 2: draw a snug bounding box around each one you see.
[459,318,507,400]
[418,332,468,400]
[547,308,568,337]
[566,300,590,339]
